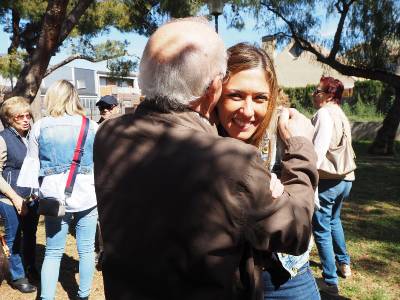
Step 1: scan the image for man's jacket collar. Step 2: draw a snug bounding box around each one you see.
[135,101,218,136]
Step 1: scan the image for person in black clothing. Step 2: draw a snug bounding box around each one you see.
[95,95,120,270]
[96,95,119,124]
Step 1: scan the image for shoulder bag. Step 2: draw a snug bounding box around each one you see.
[319,119,356,179]
[38,116,90,217]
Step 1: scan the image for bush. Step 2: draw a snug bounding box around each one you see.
[282,80,393,121]
[352,80,383,105]
[283,85,315,116]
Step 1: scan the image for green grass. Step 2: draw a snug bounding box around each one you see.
[310,141,400,299]
[1,141,399,299]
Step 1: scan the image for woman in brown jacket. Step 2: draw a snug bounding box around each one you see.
[217,43,320,300]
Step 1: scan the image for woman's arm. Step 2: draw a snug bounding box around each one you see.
[312,108,333,168]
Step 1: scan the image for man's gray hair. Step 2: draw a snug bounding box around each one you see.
[138,20,227,109]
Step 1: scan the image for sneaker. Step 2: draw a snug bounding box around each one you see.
[336,262,352,278]
[320,282,339,297]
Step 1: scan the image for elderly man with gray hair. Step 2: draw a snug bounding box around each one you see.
[94,17,318,300]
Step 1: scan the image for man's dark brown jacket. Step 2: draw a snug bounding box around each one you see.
[94,102,318,300]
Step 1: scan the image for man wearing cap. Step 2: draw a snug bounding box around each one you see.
[94,95,119,270]
[96,95,120,124]
[94,17,318,300]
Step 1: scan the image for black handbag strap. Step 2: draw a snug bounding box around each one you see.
[64,116,90,197]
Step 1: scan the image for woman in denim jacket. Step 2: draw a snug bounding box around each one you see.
[18,80,98,300]
[217,43,320,299]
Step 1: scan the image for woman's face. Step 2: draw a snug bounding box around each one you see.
[313,84,330,109]
[12,111,31,134]
[217,67,270,141]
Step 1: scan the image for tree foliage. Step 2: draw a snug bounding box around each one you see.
[226,0,400,86]
[0,0,202,101]
[0,51,26,89]
[225,0,400,154]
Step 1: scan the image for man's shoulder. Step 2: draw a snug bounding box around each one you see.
[212,135,259,155]
[95,112,260,163]
[95,113,138,139]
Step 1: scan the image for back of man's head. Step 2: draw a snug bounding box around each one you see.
[139,17,227,108]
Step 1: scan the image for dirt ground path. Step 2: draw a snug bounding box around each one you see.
[0,218,105,300]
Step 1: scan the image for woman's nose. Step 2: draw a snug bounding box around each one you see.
[240,97,254,118]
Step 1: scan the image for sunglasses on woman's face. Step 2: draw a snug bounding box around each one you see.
[14,113,32,122]
[313,88,325,95]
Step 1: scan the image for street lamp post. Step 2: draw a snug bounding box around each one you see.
[206,0,224,33]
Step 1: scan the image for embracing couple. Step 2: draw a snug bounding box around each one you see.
[94,17,319,300]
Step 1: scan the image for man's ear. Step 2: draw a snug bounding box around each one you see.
[206,76,223,106]
[188,75,223,120]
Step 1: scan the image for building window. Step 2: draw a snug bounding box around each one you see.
[99,77,107,86]
[289,42,303,58]
[77,79,86,89]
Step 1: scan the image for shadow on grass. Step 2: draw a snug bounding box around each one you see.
[342,206,400,244]
[350,167,399,205]
[34,243,80,300]
[339,141,400,244]
[315,278,351,300]
[309,259,322,270]
[351,141,400,205]
[353,256,387,276]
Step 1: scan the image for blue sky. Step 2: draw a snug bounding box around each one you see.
[0,6,338,72]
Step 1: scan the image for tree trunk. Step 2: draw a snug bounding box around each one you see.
[369,87,400,155]
[5,0,69,102]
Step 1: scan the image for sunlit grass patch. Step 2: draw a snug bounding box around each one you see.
[311,141,400,300]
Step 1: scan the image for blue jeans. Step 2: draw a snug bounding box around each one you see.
[263,262,320,299]
[312,179,352,285]
[0,200,39,281]
[40,206,97,300]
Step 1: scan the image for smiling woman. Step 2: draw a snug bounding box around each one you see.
[217,42,278,147]
[218,67,270,141]
[217,43,321,300]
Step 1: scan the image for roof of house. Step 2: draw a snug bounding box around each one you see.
[97,70,138,78]
[272,41,355,89]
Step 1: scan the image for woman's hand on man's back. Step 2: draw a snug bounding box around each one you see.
[278,108,314,143]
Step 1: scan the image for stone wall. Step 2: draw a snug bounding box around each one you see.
[351,122,400,141]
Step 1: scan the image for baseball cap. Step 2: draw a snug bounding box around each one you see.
[96,95,118,107]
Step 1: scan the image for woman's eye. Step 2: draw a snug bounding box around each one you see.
[254,95,269,103]
[226,93,243,100]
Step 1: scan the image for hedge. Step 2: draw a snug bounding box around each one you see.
[282,80,395,120]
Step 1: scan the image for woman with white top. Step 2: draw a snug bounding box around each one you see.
[0,97,38,293]
[18,80,98,300]
[311,76,355,297]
